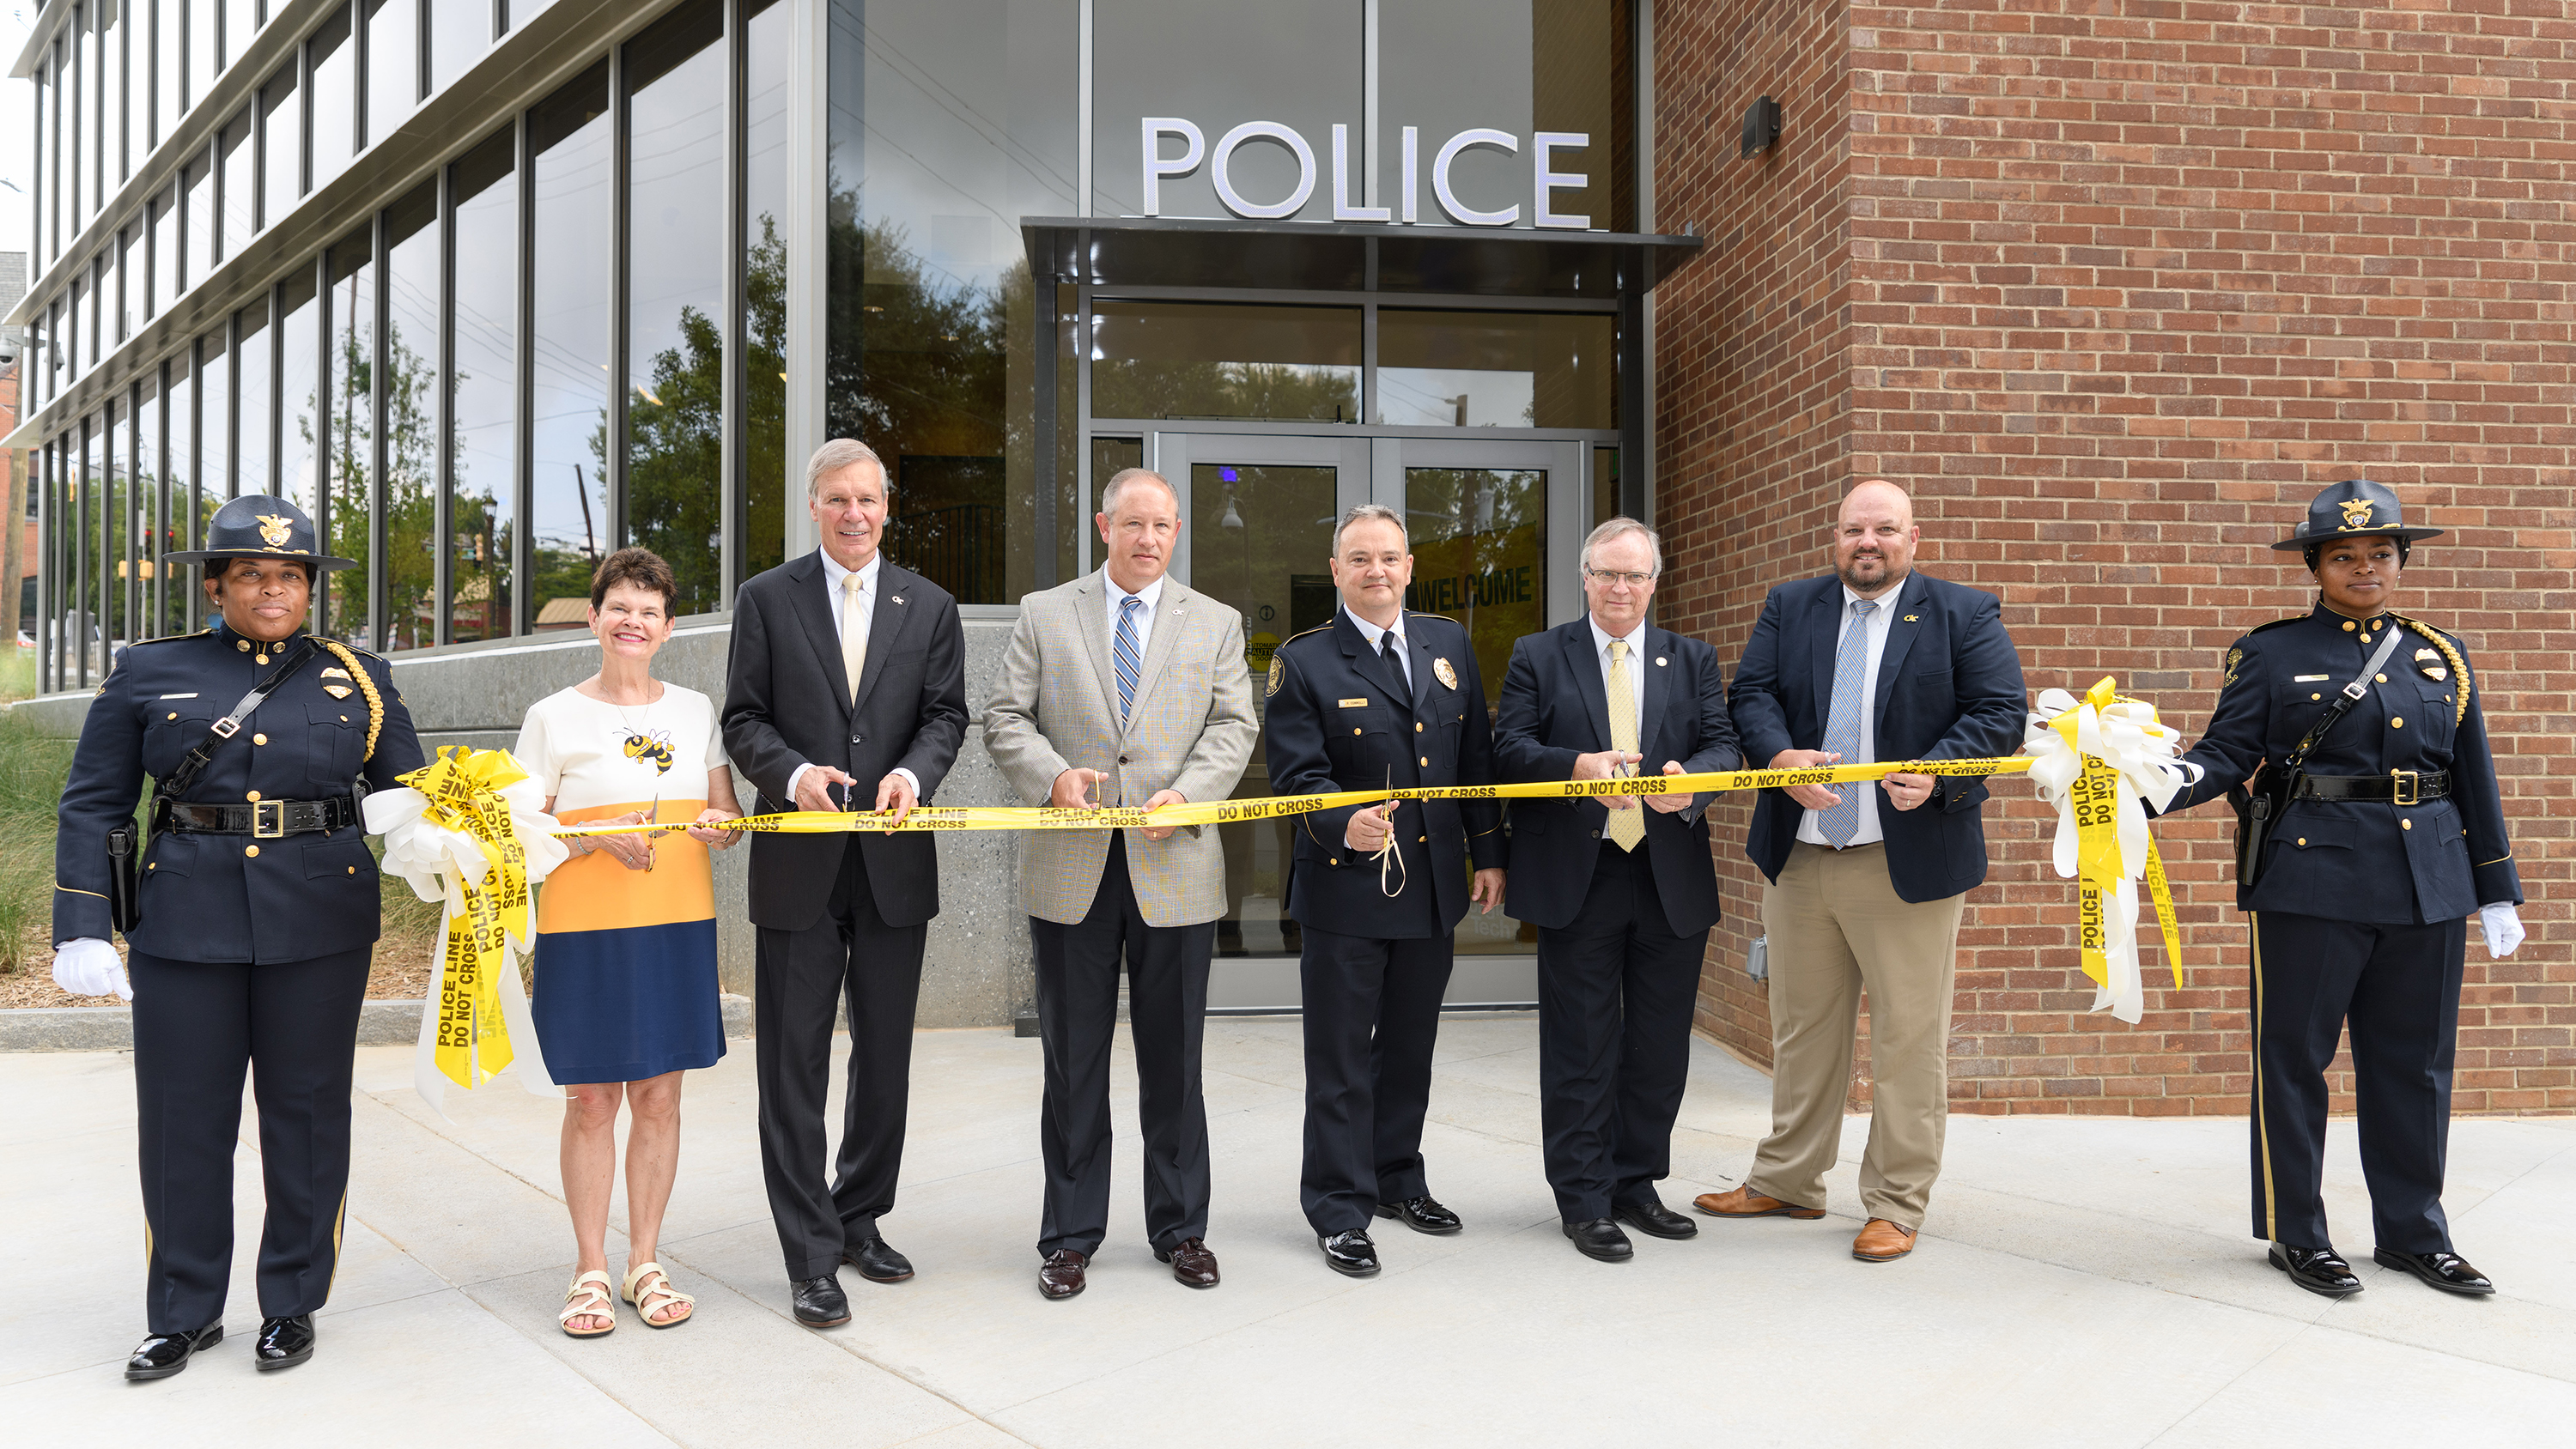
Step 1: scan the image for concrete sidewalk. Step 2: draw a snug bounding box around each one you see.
[5,1018,2571,1447]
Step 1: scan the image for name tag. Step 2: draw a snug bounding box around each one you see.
[2292,675,2328,682]
[1338,698,1370,708]
[158,692,199,699]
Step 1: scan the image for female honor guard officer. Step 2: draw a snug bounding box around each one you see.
[2159,480,2523,1300]
[52,496,422,1379]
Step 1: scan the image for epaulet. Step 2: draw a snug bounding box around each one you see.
[2246,615,2304,636]
[2393,614,2472,723]
[1405,611,1460,626]
[125,628,211,648]
[1280,623,1334,647]
[2390,612,2458,646]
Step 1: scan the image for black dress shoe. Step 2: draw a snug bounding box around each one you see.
[125,1325,222,1381]
[2269,1242,2363,1298]
[1372,1196,1463,1235]
[1563,1218,1634,1263]
[1319,1229,1382,1277]
[1038,1249,1088,1300]
[790,1275,851,1328]
[1156,1237,1222,1288]
[2374,1248,2495,1296]
[841,1236,915,1284]
[1613,1201,1699,1240]
[254,1315,315,1371]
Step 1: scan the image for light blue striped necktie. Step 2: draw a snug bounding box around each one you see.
[1115,594,1145,724]
[1816,597,1879,847]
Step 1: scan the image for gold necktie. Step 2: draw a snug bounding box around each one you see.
[841,573,868,705]
[1607,639,1644,852]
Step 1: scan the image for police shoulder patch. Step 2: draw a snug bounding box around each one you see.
[2221,646,2245,688]
[1265,654,1285,699]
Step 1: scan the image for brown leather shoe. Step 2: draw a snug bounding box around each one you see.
[1157,1237,1221,1288]
[1037,1249,1088,1300]
[1693,1185,1826,1220]
[1852,1219,1917,1262]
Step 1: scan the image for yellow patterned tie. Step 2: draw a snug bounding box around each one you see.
[841,573,868,705]
[1607,640,1644,852]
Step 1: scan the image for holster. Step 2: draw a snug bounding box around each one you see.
[2228,767,2289,890]
[106,823,140,934]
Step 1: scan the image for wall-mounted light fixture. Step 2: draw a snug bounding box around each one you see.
[1740,96,1782,160]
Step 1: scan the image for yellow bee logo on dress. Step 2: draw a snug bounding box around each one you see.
[2339,499,2374,530]
[255,514,296,548]
[623,729,676,774]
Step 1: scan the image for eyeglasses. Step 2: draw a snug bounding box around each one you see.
[1585,567,1655,589]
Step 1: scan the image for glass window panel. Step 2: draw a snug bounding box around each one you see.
[1403,465,1546,713]
[1091,1,1359,221]
[741,0,789,583]
[527,62,611,629]
[71,21,87,227]
[1090,302,1361,423]
[224,0,258,69]
[32,70,46,274]
[364,0,419,138]
[261,63,301,227]
[191,0,220,94]
[102,400,128,658]
[277,264,320,517]
[155,0,183,137]
[125,0,151,173]
[382,180,439,650]
[428,0,488,97]
[1382,0,1632,233]
[1188,460,1337,957]
[114,228,136,343]
[100,0,125,186]
[449,129,517,643]
[68,275,85,374]
[1376,310,1614,430]
[198,325,230,496]
[167,348,198,632]
[235,297,270,494]
[219,107,253,258]
[310,5,355,187]
[1593,446,1617,527]
[624,0,723,616]
[135,380,162,639]
[182,149,213,285]
[325,228,374,640]
[150,185,178,316]
[825,0,1076,606]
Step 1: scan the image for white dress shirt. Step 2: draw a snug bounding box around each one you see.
[787,549,916,806]
[1796,584,1899,849]
[1344,607,1412,693]
[1589,615,1648,723]
[1105,569,1166,659]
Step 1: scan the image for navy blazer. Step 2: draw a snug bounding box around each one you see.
[1492,618,1741,936]
[1266,611,1506,938]
[1728,570,2027,904]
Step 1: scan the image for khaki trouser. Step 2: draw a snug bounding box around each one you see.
[1748,841,1966,1230]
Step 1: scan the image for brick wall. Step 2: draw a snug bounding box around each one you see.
[1655,0,2575,1114]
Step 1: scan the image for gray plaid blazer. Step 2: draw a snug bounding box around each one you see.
[983,573,1258,926]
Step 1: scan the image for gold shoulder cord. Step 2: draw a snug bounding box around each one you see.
[2394,615,2470,726]
[317,640,386,761]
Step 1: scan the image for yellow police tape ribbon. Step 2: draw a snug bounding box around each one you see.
[403,747,536,1090]
[548,756,2040,837]
[2046,678,2183,997]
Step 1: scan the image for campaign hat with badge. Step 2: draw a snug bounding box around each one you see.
[2269,478,2443,552]
[164,494,359,571]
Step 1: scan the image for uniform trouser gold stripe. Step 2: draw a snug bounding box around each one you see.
[2250,911,2277,1241]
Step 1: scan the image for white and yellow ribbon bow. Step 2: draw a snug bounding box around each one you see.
[2023,677,2202,1023]
[362,747,572,1115]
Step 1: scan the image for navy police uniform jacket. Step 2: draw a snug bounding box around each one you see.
[54,623,426,963]
[1266,611,1506,937]
[2164,604,2519,921]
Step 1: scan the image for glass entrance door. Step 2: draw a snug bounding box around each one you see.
[1152,430,1584,1012]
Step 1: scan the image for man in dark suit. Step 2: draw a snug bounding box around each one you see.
[1265,503,1508,1278]
[721,439,969,1328]
[1704,478,2026,1264]
[1493,517,1741,1264]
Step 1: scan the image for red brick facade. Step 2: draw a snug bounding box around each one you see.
[1654,0,2574,1114]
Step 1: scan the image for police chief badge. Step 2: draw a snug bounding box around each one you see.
[2415,646,2448,682]
[1431,657,1459,691]
[2339,498,2374,530]
[1265,654,1285,698]
[256,513,296,548]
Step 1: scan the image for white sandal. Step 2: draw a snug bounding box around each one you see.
[560,1270,617,1338]
[623,1262,696,1329]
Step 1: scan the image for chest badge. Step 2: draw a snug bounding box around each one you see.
[323,684,354,700]
[2420,664,2449,682]
[1431,657,1460,691]
[320,665,353,680]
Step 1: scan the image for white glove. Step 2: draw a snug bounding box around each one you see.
[52,938,132,1001]
[2479,903,2524,960]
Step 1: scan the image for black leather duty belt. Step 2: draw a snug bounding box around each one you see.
[164,796,360,838]
[2293,772,2449,804]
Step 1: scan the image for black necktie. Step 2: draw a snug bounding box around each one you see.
[1382,634,1412,711]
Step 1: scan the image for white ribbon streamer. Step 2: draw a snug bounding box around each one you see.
[2023,685,2202,1023]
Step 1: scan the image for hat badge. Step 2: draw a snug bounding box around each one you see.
[2339,499,2374,529]
[256,514,296,548]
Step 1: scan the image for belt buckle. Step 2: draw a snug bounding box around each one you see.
[252,799,288,839]
[2391,769,2419,807]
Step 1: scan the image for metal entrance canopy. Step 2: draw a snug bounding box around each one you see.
[1021,215,1704,296]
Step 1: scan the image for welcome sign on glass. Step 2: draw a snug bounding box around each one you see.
[1139,119,1594,228]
